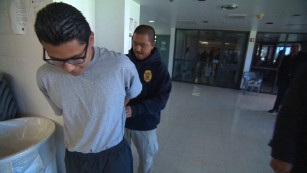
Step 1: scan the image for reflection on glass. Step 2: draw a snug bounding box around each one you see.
[173,29,248,89]
[251,32,307,94]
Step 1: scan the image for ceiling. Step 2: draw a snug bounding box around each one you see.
[135,0,307,34]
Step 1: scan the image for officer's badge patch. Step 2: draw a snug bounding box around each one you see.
[144,70,152,82]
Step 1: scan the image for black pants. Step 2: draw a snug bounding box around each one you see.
[272,82,289,110]
[65,138,133,173]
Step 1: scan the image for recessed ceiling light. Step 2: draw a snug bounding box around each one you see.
[199,41,208,45]
[221,4,238,10]
[266,22,274,25]
[149,20,155,23]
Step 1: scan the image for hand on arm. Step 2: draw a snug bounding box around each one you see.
[125,106,132,118]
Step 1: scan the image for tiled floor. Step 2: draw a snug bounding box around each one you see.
[131,81,277,173]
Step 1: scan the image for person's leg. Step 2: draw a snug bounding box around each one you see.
[269,82,288,113]
[125,128,132,145]
[65,149,80,173]
[274,82,289,110]
[131,129,159,173]
[106,138,133,173]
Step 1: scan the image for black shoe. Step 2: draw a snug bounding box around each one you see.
[268,109,278,113]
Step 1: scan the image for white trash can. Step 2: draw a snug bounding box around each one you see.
[0,117,57,173]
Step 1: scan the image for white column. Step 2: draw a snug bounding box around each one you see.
[95,0,139,54]
[243,30,257,72]
[240,30,257,88]
[168,27,176,76]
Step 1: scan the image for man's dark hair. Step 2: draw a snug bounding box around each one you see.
[34,2,91,45]
[133,25,156,43]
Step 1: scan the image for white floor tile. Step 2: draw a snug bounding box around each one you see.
[132,81,276,173]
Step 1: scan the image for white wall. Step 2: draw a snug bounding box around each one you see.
[129,1,140,25]
[54,0,95,33]
[95,0,140,54]
[126,0,140,52]
[95,1,125,52]
[0,1,94,173]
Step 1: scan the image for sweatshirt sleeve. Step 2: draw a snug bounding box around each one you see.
[130,64,172,118]
[124,57,142,99]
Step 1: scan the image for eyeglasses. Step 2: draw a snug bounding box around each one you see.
[132,42,152,49]
[43,42,89,66]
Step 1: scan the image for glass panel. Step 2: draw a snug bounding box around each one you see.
[172,30,307,93]
[251,33,287,94]
[173,30,199,82]
[216,32,248,88]
[250,32,307,94]
[195,30,223,84]
[172,29,248,89]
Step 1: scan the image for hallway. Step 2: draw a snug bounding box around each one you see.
[132,81,276,173]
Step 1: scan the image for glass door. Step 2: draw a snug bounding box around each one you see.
[251,33,287,94]
[196,31,223,85]
[215,32,248,88]
[251,32,307,94]
[173,30,199,83]
[173,29,248,89]
[196,31,248,88]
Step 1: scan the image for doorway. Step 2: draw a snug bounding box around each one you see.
[172,29,248,89]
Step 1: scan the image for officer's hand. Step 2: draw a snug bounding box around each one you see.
[125,106,132,118]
